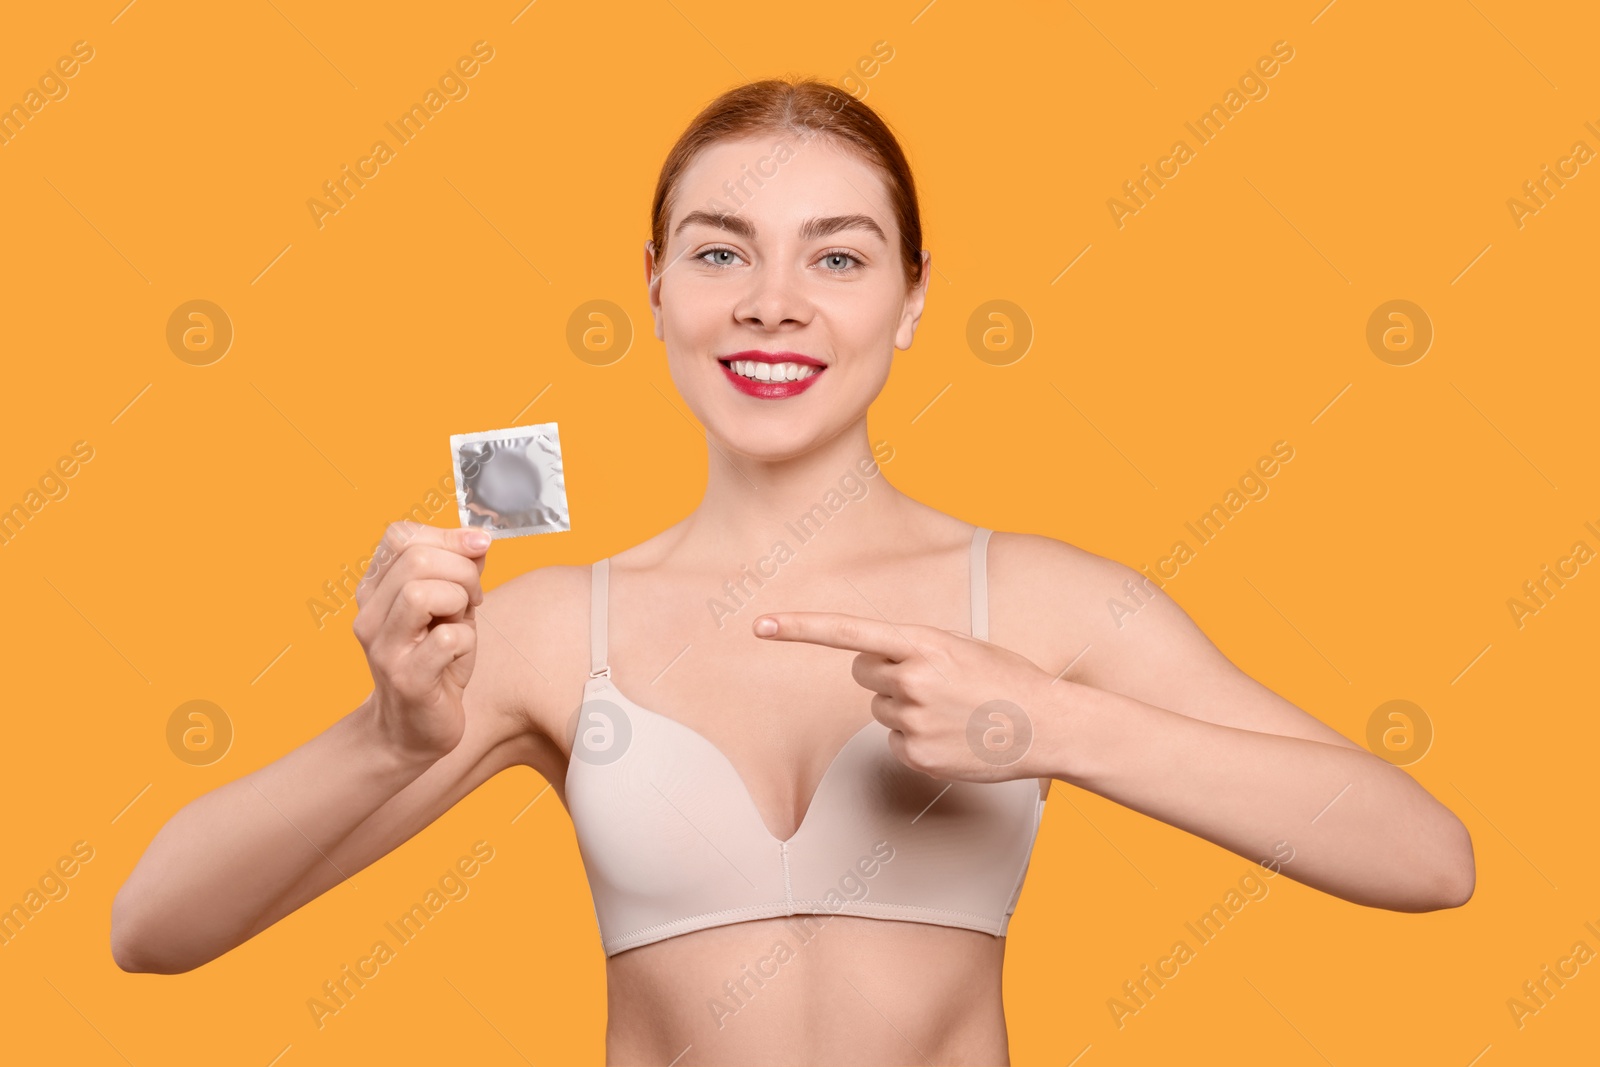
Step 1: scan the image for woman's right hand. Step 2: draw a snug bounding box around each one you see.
[112,517,540,974]
[353,521,492,763]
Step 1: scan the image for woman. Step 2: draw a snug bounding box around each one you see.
[111,78,1475,1065]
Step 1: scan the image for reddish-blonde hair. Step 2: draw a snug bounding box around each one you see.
[650,78,925,291]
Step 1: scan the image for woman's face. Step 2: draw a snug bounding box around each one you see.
[646,133,929,461]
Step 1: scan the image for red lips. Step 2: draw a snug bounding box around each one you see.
[717,351,827,399]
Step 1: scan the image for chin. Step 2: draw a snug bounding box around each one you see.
[715,425,823,463]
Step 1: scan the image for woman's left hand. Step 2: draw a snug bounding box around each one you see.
[753,611,1062,783]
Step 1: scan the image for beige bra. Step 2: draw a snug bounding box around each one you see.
[565,526,1047,956]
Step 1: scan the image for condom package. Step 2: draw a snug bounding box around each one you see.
[449,421,571,539]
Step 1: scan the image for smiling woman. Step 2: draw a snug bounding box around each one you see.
[113,74,1474,1067]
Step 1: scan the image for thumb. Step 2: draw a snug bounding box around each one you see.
[452,527,492,583]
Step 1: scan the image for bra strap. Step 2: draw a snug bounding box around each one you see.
[970,527,992,641]
[589,558,611,677]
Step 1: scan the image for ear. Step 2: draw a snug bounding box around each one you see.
[644,239,664,340]
[894,250,931,351]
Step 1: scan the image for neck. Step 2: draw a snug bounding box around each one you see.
[676,419,910,567]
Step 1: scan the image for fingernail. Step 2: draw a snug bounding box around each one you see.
[754,617,777,637]
[465,530,491,549]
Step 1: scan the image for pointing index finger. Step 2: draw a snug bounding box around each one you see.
[753,611,925,661]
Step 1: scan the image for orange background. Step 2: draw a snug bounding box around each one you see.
[2,1,1597,1063]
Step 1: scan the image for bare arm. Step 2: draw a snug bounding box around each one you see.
[110,523,561,974]
[1034,544,1475,911]
[111,698,438,973]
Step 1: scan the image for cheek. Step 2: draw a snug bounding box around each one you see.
[660,305,705,355]
[858,350,895,396]
[658,295,720,389]
[661,279,726,345]
[828,286,903,346]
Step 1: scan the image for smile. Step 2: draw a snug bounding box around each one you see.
[717,352,827,399]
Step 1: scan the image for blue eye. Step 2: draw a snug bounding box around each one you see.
[696,247,742,267]
[819,250,863,272]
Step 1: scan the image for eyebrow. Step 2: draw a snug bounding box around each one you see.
[674,210,887,245]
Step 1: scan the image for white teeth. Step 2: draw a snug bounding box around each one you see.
[729,360,819,382]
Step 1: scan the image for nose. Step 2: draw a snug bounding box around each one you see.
[732,259,812,330]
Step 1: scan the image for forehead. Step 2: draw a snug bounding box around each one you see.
[670,134,894,239]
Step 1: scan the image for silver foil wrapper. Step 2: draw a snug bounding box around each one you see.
[449,422,570,539]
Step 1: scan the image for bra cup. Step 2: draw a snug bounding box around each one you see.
[781,722,934,856]
[785,729,1044,927]
[566,700,782,940]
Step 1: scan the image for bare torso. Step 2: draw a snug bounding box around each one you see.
[511,509,1062,1065]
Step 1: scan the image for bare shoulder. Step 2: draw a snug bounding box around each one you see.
[983,528,1232,686]
[985,529,1136,617]
[469,560,597,782]
[984,528,1362,749]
